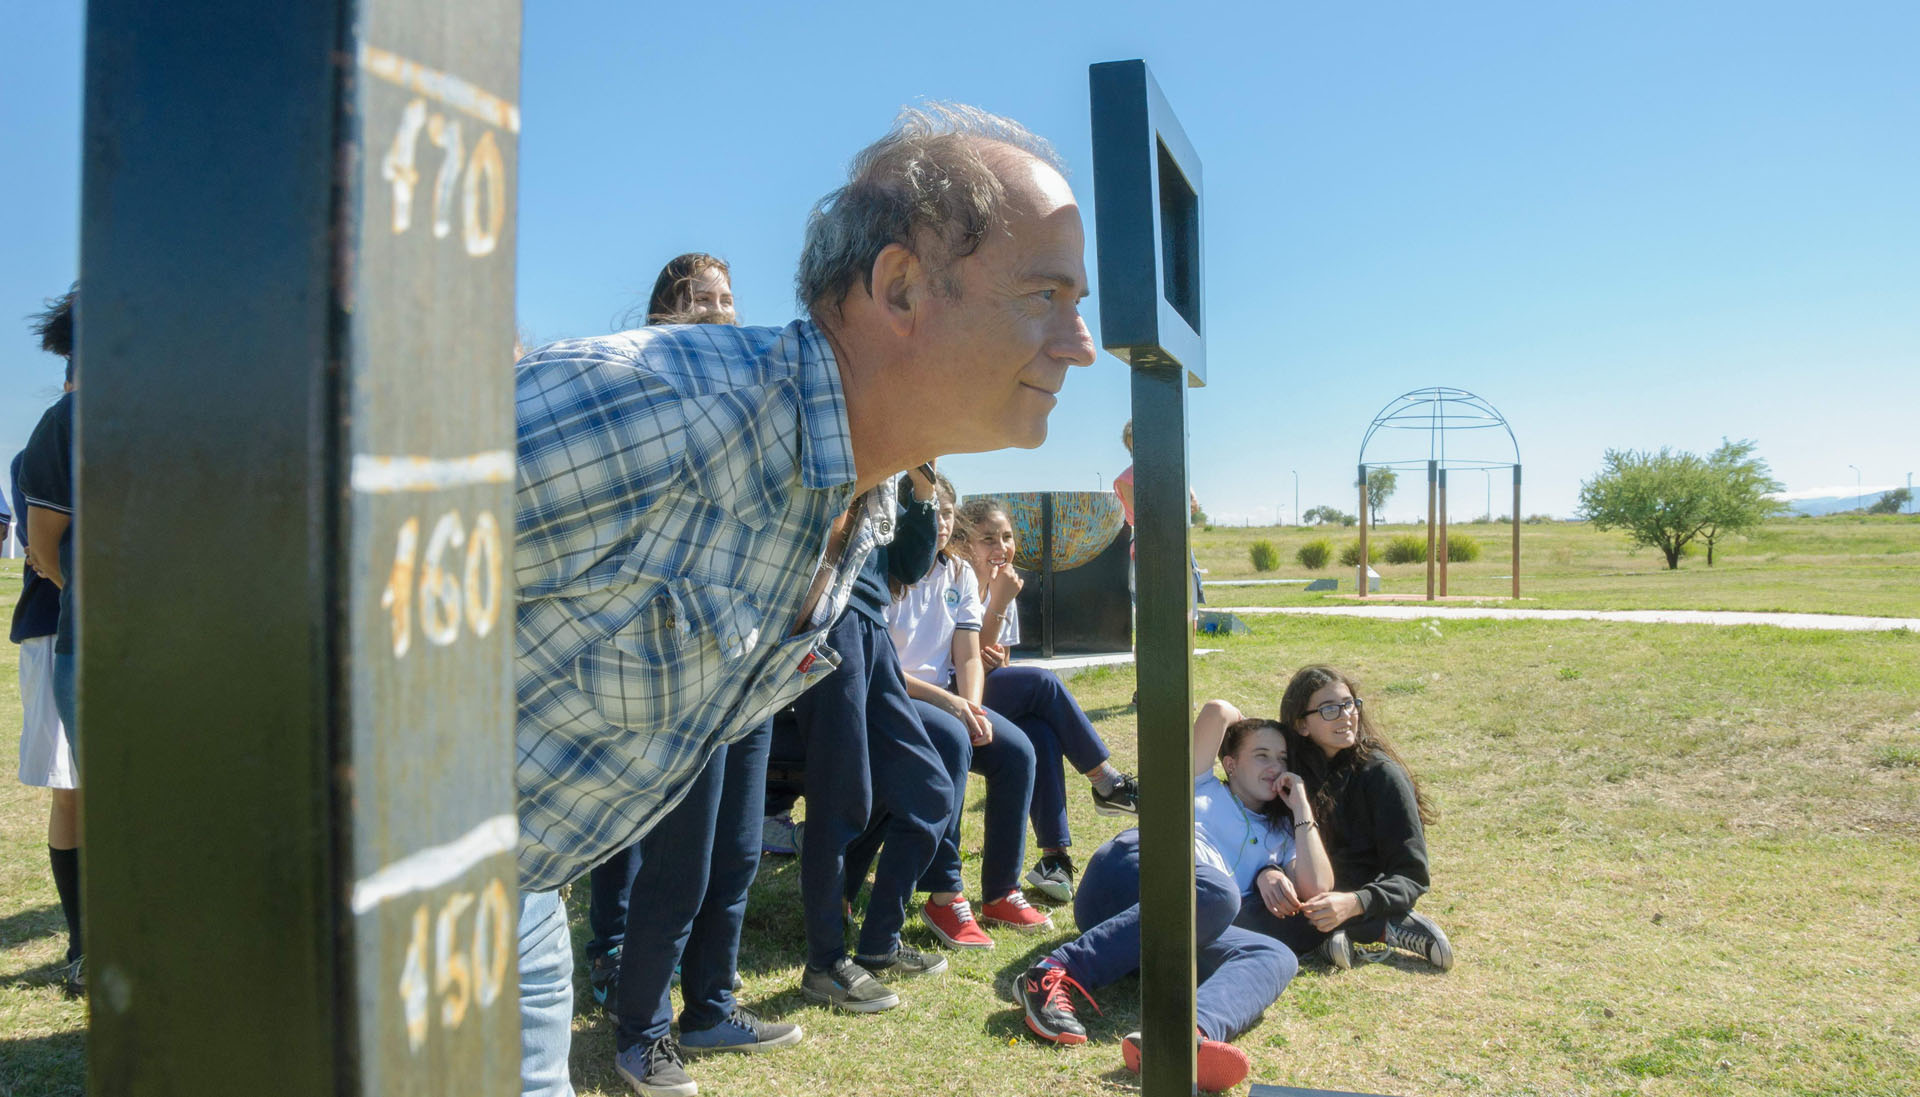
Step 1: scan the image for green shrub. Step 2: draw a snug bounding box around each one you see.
[1383,533,1428,564]
[1296,538,1334,570]
[1250,540,1280,572]
[1446,535,1482,562]
[1337,539,1383,567]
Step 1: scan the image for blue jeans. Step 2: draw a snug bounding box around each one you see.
[982,664,1110,850]
[584,846,638,963]
[517,889,576,1097]
[793,612,950,969]
[845,697,1035,908]
[614,722,769,1049]
[1048,830,1295,1042]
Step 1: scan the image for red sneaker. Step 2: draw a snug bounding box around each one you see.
[979,890,1054,933]
[1121,1029,1251,1093]
[921,895,994,949]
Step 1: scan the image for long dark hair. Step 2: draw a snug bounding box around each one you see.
[624,252,732,328]
[1278,665,1434,834]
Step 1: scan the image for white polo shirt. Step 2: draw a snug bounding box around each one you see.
[886,555,983,686]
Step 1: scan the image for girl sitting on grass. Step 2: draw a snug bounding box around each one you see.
[1013,700,1332,1092]
[953,496,1139,903]
[1251,664,1453,972]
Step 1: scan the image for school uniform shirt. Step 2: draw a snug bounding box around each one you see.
[1192,771,1296,897]
[886,555,981,686]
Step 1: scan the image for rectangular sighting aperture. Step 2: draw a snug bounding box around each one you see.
[1157,138,1200,336]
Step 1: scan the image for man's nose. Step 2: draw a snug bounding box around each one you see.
[1055,312,1097,368]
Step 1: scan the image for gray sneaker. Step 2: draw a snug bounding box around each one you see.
[760,813,798,856]
[1320,930,1352,970]
[679,1006,802,1054]
[853,943,948,979]
[63,956,85,998]
[800,957,899,1013]
[1384,911,1454,971]
[615,1036,697,1097]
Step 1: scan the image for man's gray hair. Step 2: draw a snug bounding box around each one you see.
[796,102,1065,319]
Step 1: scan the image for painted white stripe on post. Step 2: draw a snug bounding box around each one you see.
[350,813,518,915]
[357,42,523,133]
[351,451,515,494]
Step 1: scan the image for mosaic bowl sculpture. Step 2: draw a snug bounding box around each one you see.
[966,491,1128,572]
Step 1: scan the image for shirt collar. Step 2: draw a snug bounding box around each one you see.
[787,319,858,492]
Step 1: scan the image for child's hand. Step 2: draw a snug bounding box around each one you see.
[987,562,1024,604]
[981,643,1009,671]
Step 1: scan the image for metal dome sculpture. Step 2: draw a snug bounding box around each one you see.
[1355,387,1523,600]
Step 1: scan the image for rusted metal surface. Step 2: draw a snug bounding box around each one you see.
[1091,58,1205,1097]
[80,2,521,1092]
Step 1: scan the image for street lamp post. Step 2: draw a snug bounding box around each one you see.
[1849,464,1862,511]
[1484,469,1492,523]
[1291,469,1299,528]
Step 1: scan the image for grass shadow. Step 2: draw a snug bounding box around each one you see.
[0,1029,86,1097]
[0,902,64,950]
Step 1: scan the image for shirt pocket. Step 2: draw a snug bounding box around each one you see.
[573,578,764,730]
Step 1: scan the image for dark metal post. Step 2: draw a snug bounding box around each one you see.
[1092,59,1205,1097]
[1041,493,1057,658]
[1437,468,1449,596]
[81,3,522,1093]
[1356,464,1369,598]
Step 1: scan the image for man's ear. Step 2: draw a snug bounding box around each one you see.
[869,243,920,338]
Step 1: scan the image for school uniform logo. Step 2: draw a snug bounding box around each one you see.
[944,587,962,608]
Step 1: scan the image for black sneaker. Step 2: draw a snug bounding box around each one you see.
[590,947,622,1007]
[1024,851,1076,903]
[1014,962,1098,1044]
[799,957,899,1013]
[1090,774,1140,816]
[615,1035,697,1097]
[1320,929,1352,970]
[854,943,948,979]
[1384,911,1453,971]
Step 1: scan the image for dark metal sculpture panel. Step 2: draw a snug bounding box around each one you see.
[80,2,521,1092]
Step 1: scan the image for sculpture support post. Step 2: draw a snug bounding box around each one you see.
[1512,464,1523,600]
[81,3,522,1092]
[1356,463,1369,598]
[1438,468,1449,596]
[1425,459,1438,600]
[1091,59,1205,1096]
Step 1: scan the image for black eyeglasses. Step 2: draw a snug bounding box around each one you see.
[1309,697,1363,721]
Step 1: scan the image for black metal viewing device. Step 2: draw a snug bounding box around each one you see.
[1090,58,1206,1097]
[81,2,523,1092]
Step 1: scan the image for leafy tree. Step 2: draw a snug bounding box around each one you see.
[1302,505,1357,527]
[1697,438,1784,565]
[1364,468,1398,525]
[1869,487,1912,515]
[1578,444,1781,569]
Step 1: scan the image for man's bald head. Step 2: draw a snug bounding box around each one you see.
[795,103,1068,319]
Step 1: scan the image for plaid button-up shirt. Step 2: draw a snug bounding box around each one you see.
[513,319,893,890]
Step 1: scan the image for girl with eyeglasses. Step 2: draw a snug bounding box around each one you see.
[1254,664,1453,972]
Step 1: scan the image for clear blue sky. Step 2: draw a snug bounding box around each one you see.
[6,2,1916,523]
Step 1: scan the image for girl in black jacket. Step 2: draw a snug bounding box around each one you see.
[1267,664,1454,972]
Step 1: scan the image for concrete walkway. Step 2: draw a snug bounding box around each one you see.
[1212,605,1920,632]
